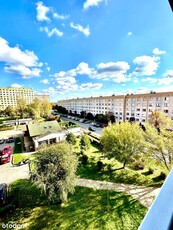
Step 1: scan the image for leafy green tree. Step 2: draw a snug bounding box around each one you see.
[41,100,52,117]
[4,106,16,117]
[80,111,86,118]
[86,112,94,120]
[16,98,28,118]
[148,110,171,129]
[101,122,146,169]
[28,98,42,118]
[80,134,91,151]
[32,143,78,203]
[66,132,77,145]
[145,124,173,171]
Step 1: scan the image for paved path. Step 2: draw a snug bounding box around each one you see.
[77,178,161,208]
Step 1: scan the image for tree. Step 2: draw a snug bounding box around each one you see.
[16,98,28,118]
[32,142,78,204]
[80,134,91,150]
[101,122,146,169]
[66,132,77,145]
[144,124,173,171]
[148,110,171,129]
[86,112,94,120]
[41,100,52,117]
[4,106,16,117]
[80,111,86,118]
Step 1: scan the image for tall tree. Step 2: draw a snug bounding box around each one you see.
[4,106,16,117]
[32,142,78,203]
[66,132,77,145]
[41,100,52,117]
[80,134,91,151]
[101,122,146,169]
[148,110,171,129]
[145,124,173,171]
[16,98,28,118]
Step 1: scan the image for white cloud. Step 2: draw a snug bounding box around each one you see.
[80,82,103,90]
[36,1,51,22]
[91,61,130,83]
[141,77,158,84]
[70,22,90,37]
[83,0,104,10]
[40,79,49,84]
[127,32,133,36]
[53,12,69,20]
[5,64,41,79]
[40,27,63,37]
[131,55,160,77]
[10,83,23,88]
[0,37,42,78]
[153,48,166,55]
[0,37,40,67]
[163,70,173,78]
[157,77,173,85]
[42,87,56,94]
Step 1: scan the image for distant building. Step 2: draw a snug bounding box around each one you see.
[0,87,34,110]
[34,94,50,102]
[58,91,173,122]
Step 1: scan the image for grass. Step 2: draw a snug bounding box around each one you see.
[76,142,166,187]
[0,179,147,230]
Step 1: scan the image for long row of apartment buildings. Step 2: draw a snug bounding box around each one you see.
[0,87,50,110]
[58,91,173,122]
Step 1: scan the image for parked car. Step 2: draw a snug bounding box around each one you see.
[0,145,13,164]
[6,137,15,143]
[0,138,5,144]
[0,183,8,205]
[88,126,96,132]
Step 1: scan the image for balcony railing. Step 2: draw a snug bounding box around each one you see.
[138,169,173,230]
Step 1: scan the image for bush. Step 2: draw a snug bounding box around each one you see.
[133,161,145,170]
[159,172,166,180]
[81,154,88,165]
[97,161,104,171]
[66,132,77,145]
[148,167,154,175]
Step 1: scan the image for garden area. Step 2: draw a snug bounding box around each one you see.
[0,179,147,230]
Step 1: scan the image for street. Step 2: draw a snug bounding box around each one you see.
[61,117,103,135]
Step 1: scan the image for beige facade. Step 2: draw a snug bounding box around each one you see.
[0,87,34,110]
[58,91,173,122]
[34,94,50,102]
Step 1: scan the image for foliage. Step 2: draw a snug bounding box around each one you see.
[32,143,78,203]
[86,112,94,120]
[144,124,173,171]
[80,134,91,151]
[0,124,14,131]
[4,106,16,117]
[16,98,28,118]
[148,110,172,129]
[80,110,86,118]
[54,105,68,114]
[101,122,146,169]
[66,132,77,145]
[81,154,88,165]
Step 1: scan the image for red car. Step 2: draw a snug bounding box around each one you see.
[0,146,13,164]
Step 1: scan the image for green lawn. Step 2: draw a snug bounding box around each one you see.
[76,142,166,187]
[0,179,147,230]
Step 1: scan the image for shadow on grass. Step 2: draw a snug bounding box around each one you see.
[1,179,147,230]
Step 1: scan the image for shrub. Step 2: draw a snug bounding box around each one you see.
[133,161,145,170]
[81,154,88,165]
[148,167,154,175]
[159,172,166,180]
[97,161,104,171]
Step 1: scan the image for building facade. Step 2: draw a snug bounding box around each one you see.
[0,87,34,110]
[34,94,50,102]
[58,91,173,122]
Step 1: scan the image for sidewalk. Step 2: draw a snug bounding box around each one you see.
[77,178,161,208]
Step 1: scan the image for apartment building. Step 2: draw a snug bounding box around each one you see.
[0,87,34,110]
[34,94,50,102]
[58,91,173,122]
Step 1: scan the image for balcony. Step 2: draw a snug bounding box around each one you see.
[139,169,173,230]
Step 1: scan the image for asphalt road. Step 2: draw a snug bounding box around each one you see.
[61,117,103,135]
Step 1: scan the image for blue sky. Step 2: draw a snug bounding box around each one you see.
[0,0,173,101]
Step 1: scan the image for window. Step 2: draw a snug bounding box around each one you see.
[142,109,146,112]
[164,109,169,113]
